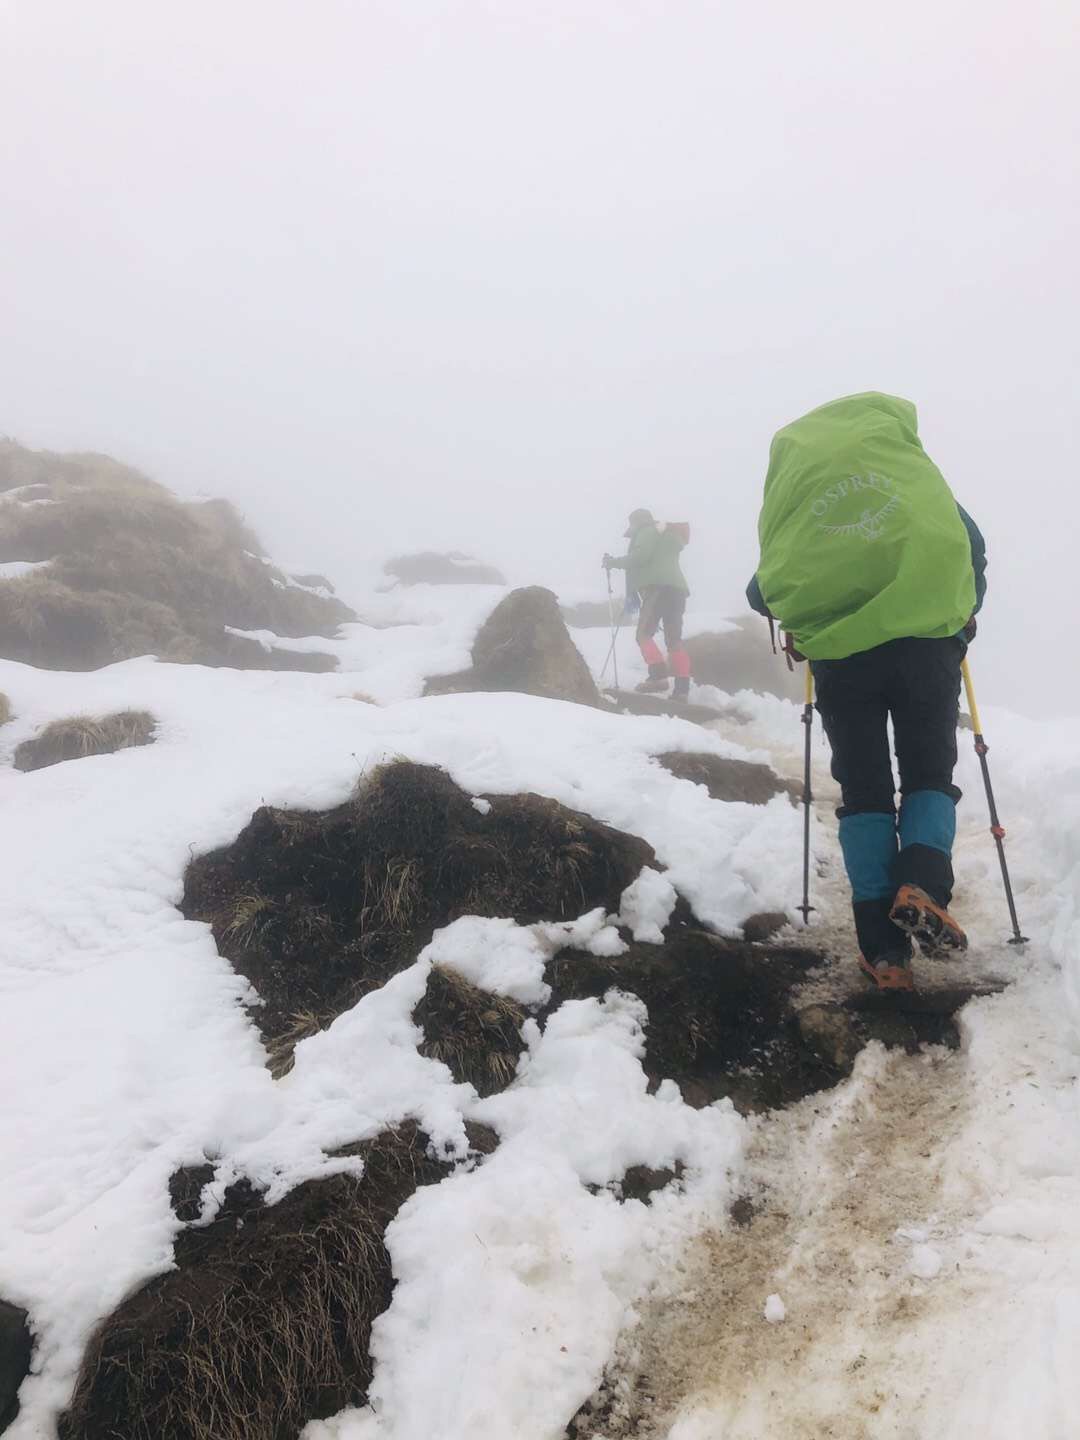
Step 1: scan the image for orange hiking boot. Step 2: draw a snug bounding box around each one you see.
[858,952,915,992]
[890,885,968,955]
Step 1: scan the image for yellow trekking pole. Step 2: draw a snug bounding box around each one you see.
[798,664,814,924]
[961,658,1028,945]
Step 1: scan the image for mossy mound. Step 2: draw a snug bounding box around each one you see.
[0,439,352,670]
[14,711,156,772]
[182,760,653,1064]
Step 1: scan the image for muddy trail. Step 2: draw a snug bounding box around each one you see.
[571,710,1020,1440]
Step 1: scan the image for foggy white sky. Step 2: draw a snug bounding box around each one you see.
[2,0,1078,712]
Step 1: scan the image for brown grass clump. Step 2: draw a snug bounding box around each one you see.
[60,1124,458,1440]
[414,966,527,1097]
[0,693,10,726]
[0,439,352,671]
[182,760,653,1065]
[656,751,798,806]
[14,710,156,772]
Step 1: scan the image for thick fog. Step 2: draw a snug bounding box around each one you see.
[3,1,1078,714]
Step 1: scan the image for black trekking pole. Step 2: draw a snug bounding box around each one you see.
[961,659,1028,945]
[799,664,814,924]
[599,563,621,692]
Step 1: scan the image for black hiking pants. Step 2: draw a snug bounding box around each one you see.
[812,636,965,960]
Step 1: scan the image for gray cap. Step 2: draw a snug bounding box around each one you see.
[624,508,654,537]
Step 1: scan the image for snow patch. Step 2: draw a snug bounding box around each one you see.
[618,866,677,943]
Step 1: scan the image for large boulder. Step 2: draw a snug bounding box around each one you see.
[425,586,601,706]
[0,1299,31,1432]
[686,617,805,701]
[381,551,506,587]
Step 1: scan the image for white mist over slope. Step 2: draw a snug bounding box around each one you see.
[2,0,1079,711]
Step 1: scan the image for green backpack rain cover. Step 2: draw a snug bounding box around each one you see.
[755,393,975,660]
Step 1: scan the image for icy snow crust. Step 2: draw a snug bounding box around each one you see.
[0,585,799,1438]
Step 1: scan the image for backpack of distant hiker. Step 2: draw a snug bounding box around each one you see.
[755,393,975,661]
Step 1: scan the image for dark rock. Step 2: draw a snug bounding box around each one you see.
[617,1163,684,1204]
[560,598,617,629]
[168,1163,216,1224]
[425,587,600,707]
[742,911,790,943]
[289,572,337,594]
[601,688,732,727]
[685,618,805,701]
[729,1195,757,1228]
[656,751,798,806]
[0,1298,32,1432]
[383,551,506,587]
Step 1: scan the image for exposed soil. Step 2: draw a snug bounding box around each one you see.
[544,931,838,1113]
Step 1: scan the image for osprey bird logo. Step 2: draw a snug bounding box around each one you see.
[812,473,901,542]
[821,493,902,541]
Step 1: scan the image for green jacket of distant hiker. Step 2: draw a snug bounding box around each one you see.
[609,523,690,594]
[746,393,981,660]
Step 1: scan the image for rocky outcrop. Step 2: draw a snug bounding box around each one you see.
[0,1299,31,1432]
[382,551,505,587]
[425,587,601,707]
[686,617,804,701]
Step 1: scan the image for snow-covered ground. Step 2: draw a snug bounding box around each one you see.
[1,583,1078,1439]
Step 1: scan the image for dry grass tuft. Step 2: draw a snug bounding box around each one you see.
[264,1009,332,1079]
[414,966,526,1097]
[14,710,156,772]
[0,692,10,726]
[61,1124,456,1440]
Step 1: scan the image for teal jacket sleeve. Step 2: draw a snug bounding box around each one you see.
[746,573,770,617]
[957,505,987,614]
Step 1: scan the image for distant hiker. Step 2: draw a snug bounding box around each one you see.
[746,393,987,990]
[604,509,692,700]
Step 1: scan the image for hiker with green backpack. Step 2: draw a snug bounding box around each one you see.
[746,393,987,991]
[604,509,693,699]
